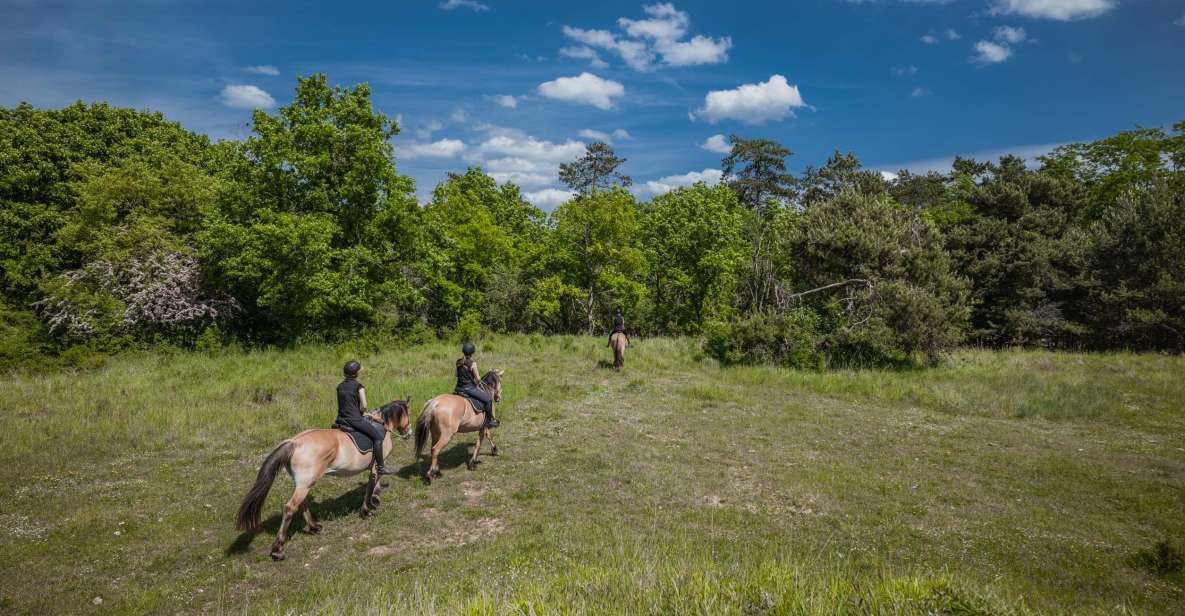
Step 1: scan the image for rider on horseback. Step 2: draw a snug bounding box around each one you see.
[609,306,628,345]
[456,341,499,429]
[336,361,395,476]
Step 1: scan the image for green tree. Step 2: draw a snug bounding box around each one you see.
[202,74,420,342]
[542,188,647,334]
[641,183,745,333]
[800,150,887,207]
[559,142,632,195]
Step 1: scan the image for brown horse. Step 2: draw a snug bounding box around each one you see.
[235,399,412,561]
[610,332,629,370]
[414,370,503,483]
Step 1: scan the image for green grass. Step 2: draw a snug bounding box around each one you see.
[1,336,1183,614]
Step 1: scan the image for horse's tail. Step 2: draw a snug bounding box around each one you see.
[414,399,435,462]
[235,440,294,532]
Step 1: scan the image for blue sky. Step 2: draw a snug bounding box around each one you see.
[3,0,1184,208]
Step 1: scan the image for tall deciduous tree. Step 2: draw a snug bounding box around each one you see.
[541,188,646,335]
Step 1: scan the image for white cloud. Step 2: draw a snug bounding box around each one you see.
[561,4,730,71]
[439,0,489,12]
[219,84,275,109]
[402,138,467,159]
[973,40,1013,63]
[922,29,959,44]
[893,65,919,76]
[416,119,443,140]
[700,134,731,154]
[638,168,724,197]
[487,94,521,109]
[579,129,612,142]
[537,73,625,110]
[1176,11,1185,26]
[945,29,961,40]
[692,74,806,125]
[911,87,930,97]
[921,34,939,44]
[245,65,279,76]
[991,0,1114,20]
[558,46,609,68]
[474,135,588,164]
[656,35,733,66]
[523,188,576,209]
[993,25,1028,43]
[612,128,633,140]
[880,171,899,181]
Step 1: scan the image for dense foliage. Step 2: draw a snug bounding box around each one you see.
[2,75,1183,367]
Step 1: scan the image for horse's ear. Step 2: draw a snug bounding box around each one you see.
[405,395,412,408]
[496,369,505,376]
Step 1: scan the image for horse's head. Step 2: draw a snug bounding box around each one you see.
[379,398,413,439]
[481,369,504,402]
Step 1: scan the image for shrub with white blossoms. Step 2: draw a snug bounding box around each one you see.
[37,251,236,340]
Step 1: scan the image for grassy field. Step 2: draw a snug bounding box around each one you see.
[1,336,1183,614]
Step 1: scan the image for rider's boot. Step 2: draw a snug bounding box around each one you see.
[484,408,500,429]
[373,448,397,476]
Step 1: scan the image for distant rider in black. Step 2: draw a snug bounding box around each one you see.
[335,361,395,476]
[456,341,499,429]
[609,306,628,345]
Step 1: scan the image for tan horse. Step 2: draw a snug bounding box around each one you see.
[235,400,412,561]
[414,371,503,483]
[610,332,629,370]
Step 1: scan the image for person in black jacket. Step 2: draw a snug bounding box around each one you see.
[455,341,499,428]
[335,361,395,476]
[609,306,628,345]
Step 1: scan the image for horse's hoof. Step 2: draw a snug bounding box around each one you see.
[423,475,432,485]
[490,448,500,456]
[370,496,381,508]
[360,508,371,518]
[270,550,285,561]
[467,461,476,471]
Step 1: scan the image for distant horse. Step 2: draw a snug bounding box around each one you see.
[414,370,503,483]
[610,332,629,370]
[235,399,412,561]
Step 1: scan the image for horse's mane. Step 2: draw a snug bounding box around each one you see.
[479,370,500,391]
[379,400,409,424]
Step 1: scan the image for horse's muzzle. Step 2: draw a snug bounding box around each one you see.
[399,430,412,440]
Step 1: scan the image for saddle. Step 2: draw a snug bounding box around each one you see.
[455,390,488,414]
[331,417,383,454]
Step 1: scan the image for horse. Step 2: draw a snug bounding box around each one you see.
[610,332,629,370]
[413,370,503,484]
[234,399,412,561]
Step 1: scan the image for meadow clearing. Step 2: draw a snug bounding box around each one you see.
[1,336,1183,614]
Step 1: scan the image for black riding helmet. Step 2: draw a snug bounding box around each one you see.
[343,360,361,378]
[462,341,476,357]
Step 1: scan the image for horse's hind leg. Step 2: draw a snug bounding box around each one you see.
[427,429,453,482]
[301,498,320,534]
[271,484,311,561]
[485,431,499,456]
[467,428,485,470]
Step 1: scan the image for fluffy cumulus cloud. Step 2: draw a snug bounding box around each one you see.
[558,46,609,68]
[439,0,489,12]
[416,119,444,140]
[638,168,724,197]
[455,128,590,191]
[219,84,275,109]
[974,40,1013,63]
[537,72,625,110]
[700,134,731,154]
[245,65,279,76]
[402,138,467,159]
[990,0,1114,20]
[561,3,731,71]
[691,74,806,125]
[523,188,576,209]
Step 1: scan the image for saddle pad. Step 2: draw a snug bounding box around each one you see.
[332,418,383,454]
[456,391,487,414]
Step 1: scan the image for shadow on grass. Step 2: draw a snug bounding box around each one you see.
[225,476,409,556]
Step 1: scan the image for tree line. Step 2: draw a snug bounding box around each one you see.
[2,74,1183,368]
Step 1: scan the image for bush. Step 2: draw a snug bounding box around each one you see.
[704,308,824,369]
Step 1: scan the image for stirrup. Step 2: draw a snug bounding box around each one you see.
[484,417,501,428]
[375,465,397,476]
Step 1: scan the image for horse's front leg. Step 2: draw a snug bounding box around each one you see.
[485,430,499,456]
